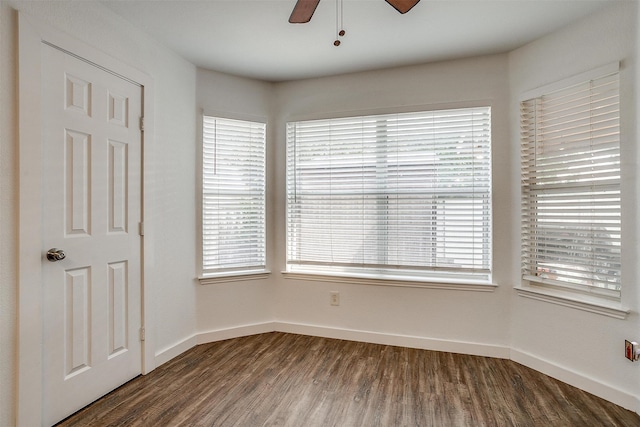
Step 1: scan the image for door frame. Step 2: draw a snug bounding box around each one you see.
[17,12,155,426]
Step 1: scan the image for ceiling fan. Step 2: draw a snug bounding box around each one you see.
[289,0,420,24]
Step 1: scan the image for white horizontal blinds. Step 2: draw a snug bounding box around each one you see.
[521,72,621,293]
[287,107,492,279]
[202,116,266,273]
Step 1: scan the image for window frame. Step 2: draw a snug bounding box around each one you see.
[197,112,269,283]
[285,105,494,288]
[518,62,626,310]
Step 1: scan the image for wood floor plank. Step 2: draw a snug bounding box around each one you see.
[56,332,640,427]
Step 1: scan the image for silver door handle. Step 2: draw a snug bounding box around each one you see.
[46,248,66,262]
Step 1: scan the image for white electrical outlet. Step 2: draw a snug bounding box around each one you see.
[330,291,340,306]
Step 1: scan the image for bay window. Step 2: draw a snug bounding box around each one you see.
[286,107,492,284]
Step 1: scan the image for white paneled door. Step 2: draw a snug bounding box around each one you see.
[41,44,143,426]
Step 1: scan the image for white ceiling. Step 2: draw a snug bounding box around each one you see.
[102,0,611,82]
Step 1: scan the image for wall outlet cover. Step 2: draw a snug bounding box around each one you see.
[330,291,340,306]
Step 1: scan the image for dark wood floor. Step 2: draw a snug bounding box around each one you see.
[56,332,640,427]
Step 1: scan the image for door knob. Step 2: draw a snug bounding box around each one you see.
[46,248,66,262]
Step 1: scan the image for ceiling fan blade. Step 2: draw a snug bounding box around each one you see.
[289,0,321,23]
[385,0,420,14]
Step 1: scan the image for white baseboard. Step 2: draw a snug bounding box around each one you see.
[154,322,276,367]
[154,334,198,367]
[157,321,509,365]
[153,322,638,416]
[196,322,276,345]
[511,349,639,413]
[272,321,511,359]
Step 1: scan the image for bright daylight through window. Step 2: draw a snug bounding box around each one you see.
[286,107,492,284]
[201,116,266,276]
[521,68,621,298]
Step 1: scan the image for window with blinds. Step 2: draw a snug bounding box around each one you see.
[202,116,266,275]
[521,69,621,296]
[286,107,492,283]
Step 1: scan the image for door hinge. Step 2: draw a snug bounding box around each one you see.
[139,116,145,132]
[138,221,144,236]
[140,327,146,342]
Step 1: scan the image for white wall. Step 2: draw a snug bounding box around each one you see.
[270,54,515,356]
[508,1,640,412]
[194,69,276,339]
[0,1,198,424]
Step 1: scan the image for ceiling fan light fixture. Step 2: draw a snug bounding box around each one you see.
[289,0,420,24]
[289,0,419,47]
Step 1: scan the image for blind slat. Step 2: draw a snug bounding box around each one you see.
[287,107,492,280]
[521,72,621,293]
[202,116,266,273]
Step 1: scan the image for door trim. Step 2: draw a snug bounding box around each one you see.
[18,12,155,426]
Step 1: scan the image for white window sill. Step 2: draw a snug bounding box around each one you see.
[199,270,271,285]
[514,284,630,320]
[282,271,496,292]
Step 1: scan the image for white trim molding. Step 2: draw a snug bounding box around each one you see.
[515,285,630,319]
[154,335,198,368]
[199,270,271,285]
[171,321,510,363]
[155,323,276,367]
[283,271,497,292]
[511,349,639,414]
[273,322,510,359]
[196,323,276,346]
